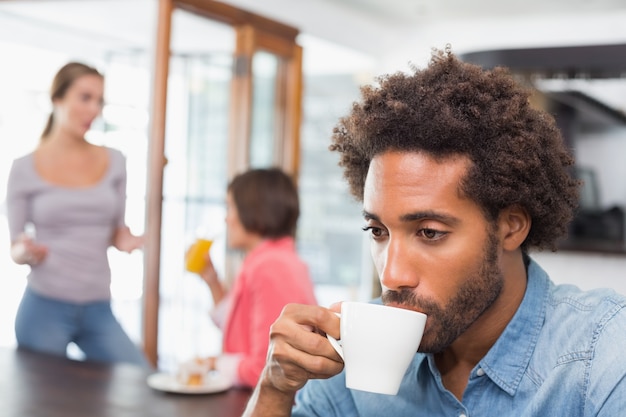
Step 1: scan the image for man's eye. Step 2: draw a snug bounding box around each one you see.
[362,226,384,237]
[419,228,446,240]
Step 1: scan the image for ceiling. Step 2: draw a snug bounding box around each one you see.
[2,0,626,115]
[316,0,626,24]
[2,0,626,57]
[223,0,626,56]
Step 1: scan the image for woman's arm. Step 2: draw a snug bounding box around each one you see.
[197,253,227,306]
[6,158,48,265]
[110,150,144,253]
[112,226,144,253]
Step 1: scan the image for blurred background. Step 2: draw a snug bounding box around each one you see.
[1,0,625,370]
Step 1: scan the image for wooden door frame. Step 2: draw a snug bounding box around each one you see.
[144,0,302,366]
[228,24,303,177]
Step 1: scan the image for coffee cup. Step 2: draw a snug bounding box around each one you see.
[327,302,427,395]
[185,238,213,273]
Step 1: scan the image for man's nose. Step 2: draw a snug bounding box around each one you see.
[378,237,419,291]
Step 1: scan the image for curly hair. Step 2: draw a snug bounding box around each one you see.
[329,48,579,252]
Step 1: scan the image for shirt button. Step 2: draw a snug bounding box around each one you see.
[459,414,467,417]
[476,368,485,377]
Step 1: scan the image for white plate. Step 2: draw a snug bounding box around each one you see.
[147,372,232,394]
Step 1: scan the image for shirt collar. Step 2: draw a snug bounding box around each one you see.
[477,258,550,396]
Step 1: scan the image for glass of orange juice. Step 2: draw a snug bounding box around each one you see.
[185,238,213,273]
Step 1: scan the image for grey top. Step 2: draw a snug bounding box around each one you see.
[6,147,127,303]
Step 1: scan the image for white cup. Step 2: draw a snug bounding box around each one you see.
[327,302,427,395]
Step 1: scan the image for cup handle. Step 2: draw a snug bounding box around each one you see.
[326,312,344,361]
[326,334,344,361]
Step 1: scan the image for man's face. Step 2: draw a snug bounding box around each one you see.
[363,151,504,353]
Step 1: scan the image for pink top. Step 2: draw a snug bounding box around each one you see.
[217,237,316,387]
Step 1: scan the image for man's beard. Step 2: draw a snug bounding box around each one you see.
[381,231,503,353]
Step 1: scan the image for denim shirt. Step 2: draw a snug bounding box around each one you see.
[293,259,626,417]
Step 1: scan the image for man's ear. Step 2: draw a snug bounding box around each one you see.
[498,205,531,251]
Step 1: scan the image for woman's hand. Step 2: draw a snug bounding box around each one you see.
[112,226,144,253]
[197,252,218,284]
[197,253,226,305]
[10,233,48,265]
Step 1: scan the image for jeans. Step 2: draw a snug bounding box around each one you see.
[15,287,148,368]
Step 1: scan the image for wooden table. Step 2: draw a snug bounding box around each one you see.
[0,347,251,417]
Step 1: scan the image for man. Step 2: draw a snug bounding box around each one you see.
[243,48,626,416]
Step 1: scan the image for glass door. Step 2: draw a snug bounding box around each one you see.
[227,23,303,176]
[143,0,304,366]
[249,51,280,168]
[155,9,234,370]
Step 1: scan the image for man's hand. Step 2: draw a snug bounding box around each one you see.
[243,303,344,417]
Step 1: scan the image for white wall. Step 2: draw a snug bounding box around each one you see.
[576,129,626,208]
[532,251,626,294]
